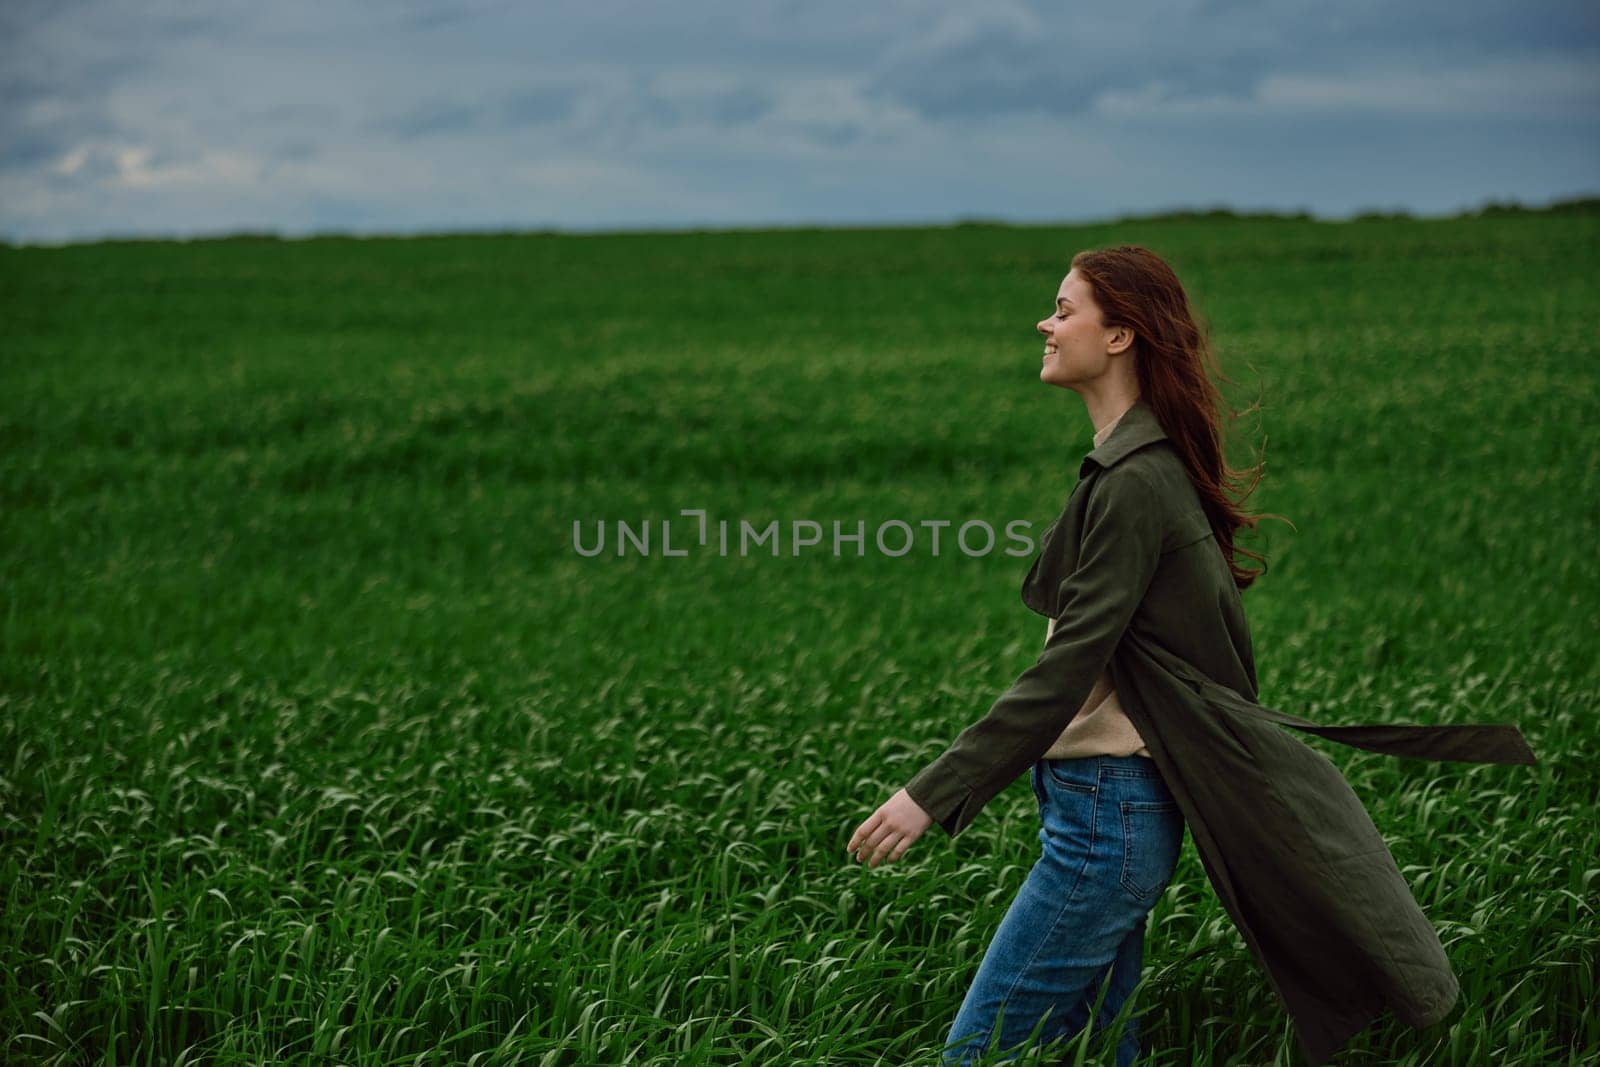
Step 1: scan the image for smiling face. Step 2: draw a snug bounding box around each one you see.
[1037,269,1132,390]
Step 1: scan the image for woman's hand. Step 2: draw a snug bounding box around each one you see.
[847,789,934,868]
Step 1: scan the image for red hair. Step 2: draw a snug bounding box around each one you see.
[1070,244,1290,590]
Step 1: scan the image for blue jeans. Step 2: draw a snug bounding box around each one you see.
[940,755,1185,1066]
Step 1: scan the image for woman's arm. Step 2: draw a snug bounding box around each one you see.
[901,467,1166,838]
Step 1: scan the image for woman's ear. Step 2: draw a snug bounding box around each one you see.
[1107,325,1135,355]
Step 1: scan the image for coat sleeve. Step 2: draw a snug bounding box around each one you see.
[903,467,1165,838]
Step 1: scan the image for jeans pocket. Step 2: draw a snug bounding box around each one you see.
[1042,759,1098,795]
[1030,762,1048,810]
[1119,800,1181,900]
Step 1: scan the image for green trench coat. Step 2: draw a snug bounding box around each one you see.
[901,398,1538,1067]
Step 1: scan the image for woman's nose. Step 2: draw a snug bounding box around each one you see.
[1036,319,1051,336]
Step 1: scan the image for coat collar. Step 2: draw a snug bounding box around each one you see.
[1079,397,1168,478]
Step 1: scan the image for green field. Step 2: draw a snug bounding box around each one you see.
[3,213,1597,1064]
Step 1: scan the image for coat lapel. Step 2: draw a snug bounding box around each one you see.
[1080,398,1170,478]
[1022,398,1171,618]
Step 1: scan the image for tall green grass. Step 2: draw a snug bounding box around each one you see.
[2,215,1596,1063]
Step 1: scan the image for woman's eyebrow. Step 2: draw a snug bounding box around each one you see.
[1057,296,1074,307]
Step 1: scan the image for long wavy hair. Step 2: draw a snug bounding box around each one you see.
[1069,244,1290,591]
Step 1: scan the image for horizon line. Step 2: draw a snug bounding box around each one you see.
[4,192,1597,250]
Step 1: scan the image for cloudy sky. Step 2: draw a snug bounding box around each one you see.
[3,0,1597,244]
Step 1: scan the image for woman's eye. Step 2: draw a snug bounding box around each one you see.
[1055,312,1068,320]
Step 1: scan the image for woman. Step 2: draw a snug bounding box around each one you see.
[845,245,1536,1067]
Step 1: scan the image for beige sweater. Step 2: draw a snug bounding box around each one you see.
[1041,404,1153,760]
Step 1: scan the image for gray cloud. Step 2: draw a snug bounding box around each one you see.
[860,0,1600,122]
[0,128,78,173]
[367,76,776,144]
[862,6,1268,120]
[372,98,489,139]
[501,86,583,127]
[0,53,136,175]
